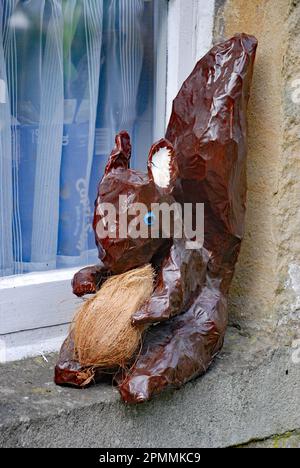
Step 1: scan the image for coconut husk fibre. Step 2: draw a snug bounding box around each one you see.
[72,264,154,369]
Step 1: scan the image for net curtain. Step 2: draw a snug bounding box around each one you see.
[0,0,146,276]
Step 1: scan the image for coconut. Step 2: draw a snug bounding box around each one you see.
[72,264,154,369]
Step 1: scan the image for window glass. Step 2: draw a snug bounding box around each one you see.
[0,0,167,276]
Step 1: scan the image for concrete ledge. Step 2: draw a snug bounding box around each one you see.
[0,328,299,448]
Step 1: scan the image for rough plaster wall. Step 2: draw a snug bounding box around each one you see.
[214,0,299,342]
[276,1,300,340]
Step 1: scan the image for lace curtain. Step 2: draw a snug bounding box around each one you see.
[0,0,164,276]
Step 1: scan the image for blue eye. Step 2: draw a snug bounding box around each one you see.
[143,211,156,226]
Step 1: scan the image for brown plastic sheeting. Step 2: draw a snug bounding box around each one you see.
[55,34,258,403]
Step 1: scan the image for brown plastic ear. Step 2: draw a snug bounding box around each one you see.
[104,131,131,175]
[147,138,178,192]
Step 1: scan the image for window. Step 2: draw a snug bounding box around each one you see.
[1,0,167,277]
[0,0,215,362]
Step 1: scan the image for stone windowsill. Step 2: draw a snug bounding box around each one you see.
[0,327,299,448]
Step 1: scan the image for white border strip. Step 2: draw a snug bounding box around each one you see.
[0,267,80,290]
[0,335,66,363]
[166,0,215,122]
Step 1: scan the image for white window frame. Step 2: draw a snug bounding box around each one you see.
[0,0,215,362]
